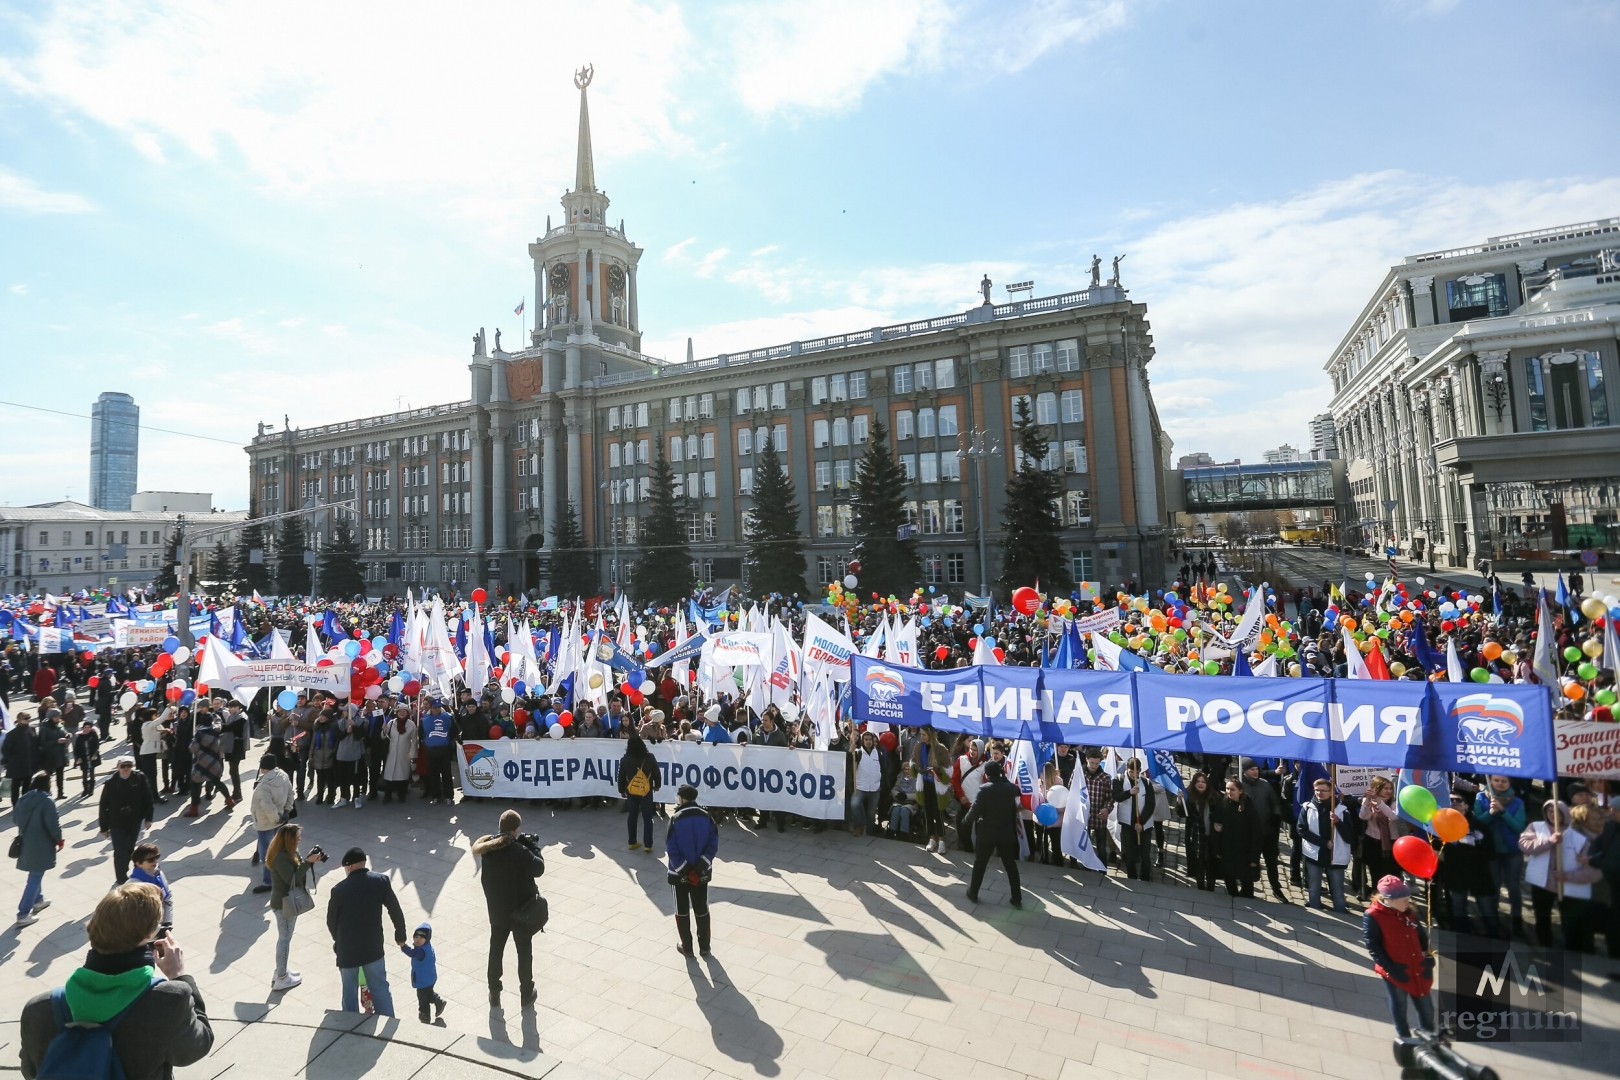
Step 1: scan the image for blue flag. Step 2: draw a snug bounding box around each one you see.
[1148,749,1187,798]
[453,613,467,660]
[229,612,247,653]
[321,608,345,645]
[1411,621,1442,675]
[1292,761,1332,811]
[1556,572,1572,617]
[388,610,405,648]
[1232,648,1253,677]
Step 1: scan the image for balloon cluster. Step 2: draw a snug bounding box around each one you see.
[1389,783,1470,881]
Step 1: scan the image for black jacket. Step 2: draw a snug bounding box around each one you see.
[2,724,39,777]
[99,770,155,832]
[325,868,407,968]
[963,777,1022,849]
[617,749,662,796]
[472,832,546,931]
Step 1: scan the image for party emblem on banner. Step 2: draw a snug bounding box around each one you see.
[462,744,498,791]
[864,666,906,700]
[1452,694,1528,771]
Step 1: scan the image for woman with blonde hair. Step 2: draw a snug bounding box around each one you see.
[1358,775,1400,899]
[266,822,328,992]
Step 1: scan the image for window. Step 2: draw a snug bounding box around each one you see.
[699,393,714,418]
[119,531,128,544]
[774,425,787,451]
[687,471,699,498]
[834,460,851,490]
[736,388,751,414]
[915,362,933,391]
[773,382,788,409]
[701,433,715,459]
[919,454,938,484]
[637,439,649,465]
[739,467,753,494]
[1063,440,1088,473]
[918,408,935,438]
[836,505,853,537]
[1072,551,1094,584]
[1061,389,1084,423]
[703,511,718,540]
[815,461,831,490]
[636,403,649,427]
[1065,490,1092,524]
[685,434,698,460]
[1012,394,1033,424]
[900,454,916,482]
[684,395,697,421]
[935,358,955,389]
[817,506,834,537]
[920,501,940,535]
[670,437,683,462]
[832,418,849,446]
[1447,274,1509,321]
[947,552,966,584]
[811,376,828,404]
[892,365,913,394]
[1033,342,1055,375]
[608,407,620,430]
[1007,346,1030,378]
[83,530,93,546]
[852,414,869,443]
[738,429,752,456]
[1057,339,1081,372]
[818,556,834,584]
[848,370,867,398]
[610,443,621,468]
[944,499,964,533]
[139,531,148,545]
[895,410,914,440]
[941,453,961,482]
[755,426,769,455]
[813,419,829,448]
[639,477,650,501]
[703,471,716,498]
[937,405,958,437]
[1034,392,1057,425]
[924,555,943,585]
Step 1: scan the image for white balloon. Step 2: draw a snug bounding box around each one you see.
[1045,785,1069,810]
[548,723,566,739]
[844,574,858,589]
[388,675,405,692]
[501,686,516,704]
[365,684,384,700]
[170,678,188,691]
[365,650,384,665]
[171,646,192,665]
[119,691,137,710]
[639,679,655,695]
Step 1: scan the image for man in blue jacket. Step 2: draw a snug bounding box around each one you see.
[665,784,719,957]
[326,847,407,1016]
[421,699,456,805]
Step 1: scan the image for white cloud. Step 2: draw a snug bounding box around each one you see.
[0,167,95,214]
[692,247,730,279]
[9,283,28,294]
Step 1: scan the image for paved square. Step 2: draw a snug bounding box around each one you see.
[3,785,1616,1080]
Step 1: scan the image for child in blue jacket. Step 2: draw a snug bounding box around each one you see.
[400,922,446,1022]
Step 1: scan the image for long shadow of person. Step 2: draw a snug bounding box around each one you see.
[687,956,784,1077]
[210,891,270,974]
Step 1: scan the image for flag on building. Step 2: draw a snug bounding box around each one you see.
[514,299,525,316]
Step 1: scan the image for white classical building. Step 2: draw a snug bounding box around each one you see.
[0,500,247,595]
[1326,218,1620,568]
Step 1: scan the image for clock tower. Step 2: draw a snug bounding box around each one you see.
[527,64,644,353]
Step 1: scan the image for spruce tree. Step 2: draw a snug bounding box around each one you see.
[275,515,311,596]
[998,396,1074,594]
[744,437,806,598]
[318,518,367,599]
[633,446,694,603]
[153,524,185,597]
[851,418,919,597]
[548,499,598,599]
[235,498,274,595]
[206,540,234,592]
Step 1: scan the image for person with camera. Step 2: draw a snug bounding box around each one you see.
[266,823,325,992]
[666,784,719,957]
[19,882,214,1080]
[472,810,546,1010]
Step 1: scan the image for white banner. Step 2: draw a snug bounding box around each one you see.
[76,617,114,637]
[1075,608,1122,635]
[115,624,171,648]
[1556,720,1620,780]
[1331,766,1387,797]
[705,632,772,668]
[455,740,847,819]
[219,659,350,695]
[801,612,856,681]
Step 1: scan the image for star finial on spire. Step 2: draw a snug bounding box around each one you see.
[574,64,593,90]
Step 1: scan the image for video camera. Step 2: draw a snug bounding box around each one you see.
[1393,1035,1498,1080]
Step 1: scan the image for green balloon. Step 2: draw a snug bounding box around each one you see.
[1376,628,1391,640]
[1203,660,1220,675]
[1577,662,1598,681]
[1470,667,1490,684]
[1398,784,1438,824]
[1087,649,1097,664]
[1597,689,1618,706]
[1563,646,1583,663]
[1278,645,1296,659]
[1173,628,1187,641]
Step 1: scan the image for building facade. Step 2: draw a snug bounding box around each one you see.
[1308,412,1339,460]
[89,392,139,511]
[0,500,246,595]
[1326,218,1620,565]
[244,71,1170,599]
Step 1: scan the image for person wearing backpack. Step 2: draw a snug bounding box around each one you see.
[14,772,63,927]
[617,731,661,852]
[19,881,214,1080]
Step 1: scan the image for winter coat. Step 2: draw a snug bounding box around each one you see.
[14,788,62,873]
[1112,774,1157,827]
[472,832,545,932]
[307,718,339,770]
[1215,794,1261,882]
[36,719,70,771]
[268,848,314,913]
[1521,800,1571,891]
[1474,788,1527,856]
[1364,900,1433,997]
[325,868,407,969]
[665,803,719,885]
[2,723,39,777]
[964,777,1023,849]
[73,728,101,769]
[1297,798,1354,867]
[400,923,437,988]
[382,718,419,783]
[188,723,224,786]
[98,769,154,833]
[250,768,296,831]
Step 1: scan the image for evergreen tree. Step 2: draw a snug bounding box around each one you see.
[998,396,1074,594]
[235,498,274,595]
[633,446,694,603]
[152,524,185,597]
[206,540,234,591]
[850,419,919,597]
[318,518,367,599]
[744,437,806,598]
[275,515,311,596]
[548,499,598,599]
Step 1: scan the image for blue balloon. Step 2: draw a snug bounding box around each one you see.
[973,623,985,635]
[1035,804,1060,827]
[277,689,298,710]
[162,636,180,654]
[928,586,936,593]
[342,639,362,659]
[179,689,197,706]
[371,636,387,651]
[645,642,660,656]
[544,710,560,728]
[983,636,996,649]
[513,680,527,697]
[943,618,953,628]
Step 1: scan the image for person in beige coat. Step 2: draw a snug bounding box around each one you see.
[381,707,419,804]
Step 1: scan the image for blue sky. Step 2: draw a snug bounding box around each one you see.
[3,0,1618,510]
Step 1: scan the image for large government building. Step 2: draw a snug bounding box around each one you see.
[245,70,1169,599]
[1326,218,1620,569]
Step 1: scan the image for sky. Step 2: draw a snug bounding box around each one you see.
[3,0,1618,511]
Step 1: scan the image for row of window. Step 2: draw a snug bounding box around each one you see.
[1011,390,1085,426]
[734,384,790,415]
[1006,340,1082,378]
[890,360,956,395]
[893,406,959,441]
[810,370,874,404]
[29,530,169,548]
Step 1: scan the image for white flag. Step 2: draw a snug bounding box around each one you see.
[1059,769,1106,871]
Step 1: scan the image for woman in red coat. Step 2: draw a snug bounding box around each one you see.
[1362,874,1436,1038]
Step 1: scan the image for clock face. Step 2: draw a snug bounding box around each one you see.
[548,264,570,293]
[607,265,626,295]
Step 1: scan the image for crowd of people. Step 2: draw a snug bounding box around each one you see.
[4,557,1620,1069]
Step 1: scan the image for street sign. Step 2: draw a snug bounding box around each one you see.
[1581,549,1599,567]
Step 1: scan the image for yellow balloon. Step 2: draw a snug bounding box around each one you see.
[1582,638,1605,659]
[1389,661,1407,677]
[1502,651,1518,666]
[1216,582,1229,593]
[588,672,604,689]
[1288,663,1302,677]
[1581,596,1607,621]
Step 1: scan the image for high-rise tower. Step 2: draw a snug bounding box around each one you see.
[89,391,139,510]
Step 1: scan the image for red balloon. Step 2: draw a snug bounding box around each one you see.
[513,708,529,726]
[402,680,421,697]
[878,731,898,752]
[968,637,978,650]
[993,647,1006,663]
[316,657,334,667]
[934,645,950,662]
[81,651,95,663]
[382,644,399,659]
[621,682,635,696]
[150,655,173,678]
[1392,835,1438,880]
[488,724,505,739]
[558,711,573,727]
[628,690,645,706]
[350,658,367,674]
[165,685,183,703]
[1011,586,1042,616]
[88,676,100,688]
[471,588,488,604]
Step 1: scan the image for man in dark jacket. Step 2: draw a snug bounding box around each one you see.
[3,712,41,807]
[326,847,407,1017]
[665,784,719,957]
[752,711,790,832]
[471,809,546,1009]
[964,761,1024,907]
[20,881,214,1080]
[1240,758,1292,904]
[99,756,156,885]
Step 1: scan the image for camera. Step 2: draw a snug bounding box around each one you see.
[309,845,327,861]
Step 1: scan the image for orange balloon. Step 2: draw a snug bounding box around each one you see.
[1341,617,1357,633]
[1430,807,1469,844]
[1564,683,1586,701]
[1400,611,1414,625]
[1482,642,1503,662]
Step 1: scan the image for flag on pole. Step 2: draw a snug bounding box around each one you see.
[514,299,525,316]
[1059,766,1107,871]
[1532,590,1559,687]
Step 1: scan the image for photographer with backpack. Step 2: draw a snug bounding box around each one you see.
[19,881,214,1080]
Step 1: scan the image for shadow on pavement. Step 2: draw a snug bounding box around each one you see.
[688,955,784,1076]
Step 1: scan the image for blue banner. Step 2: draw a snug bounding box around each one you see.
[848,657,1557,779]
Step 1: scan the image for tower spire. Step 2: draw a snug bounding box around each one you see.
[574,63,596,194]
